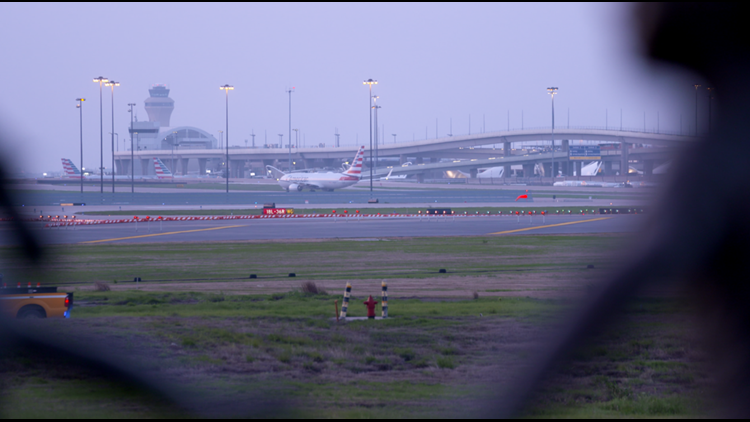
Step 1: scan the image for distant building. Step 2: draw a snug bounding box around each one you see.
[129,84,217,151]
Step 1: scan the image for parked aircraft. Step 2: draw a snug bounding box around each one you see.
[61,158,88,179]
[267,146,364,192]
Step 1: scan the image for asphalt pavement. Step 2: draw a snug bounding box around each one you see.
[14,214,643,245]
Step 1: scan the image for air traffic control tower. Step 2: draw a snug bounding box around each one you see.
[144,84,174,127]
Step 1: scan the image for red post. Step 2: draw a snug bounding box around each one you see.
[363,295,378,319]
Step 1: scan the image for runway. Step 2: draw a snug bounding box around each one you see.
[16,214,643,245]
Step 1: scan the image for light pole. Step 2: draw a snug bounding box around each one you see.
[171,131,178,180]
[373,96,380,171]
[128,103,135,193]
[93,76,108,193]
[547,87,558,181]
[694,84,701,135]
[286,87,294,172]
[105,80,119,193]
[293,128,299,149]
[220,84,234,193]
[363,79,377,194]
[76,98,85,194]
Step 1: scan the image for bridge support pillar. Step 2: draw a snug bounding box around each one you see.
[198,158,207,176]
[575,161,582,177]
[400,154,407,165]
[503,164,511,179]
[469,168,478,178]
[416,157,424,164]
[141,159,151,176]
[304,159,314,169]
[643,160,654,178]
[504,141,511,156]
[522,164,535,178]
[604,160,613,176]
[543,162,552,178]
[416,173,424,183]
[115,159,126,175]
[232,160,245,178]
[562,139,569,154]
[181,158,189,176]
[621,142,630,176]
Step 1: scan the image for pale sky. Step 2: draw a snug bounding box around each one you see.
[0,3,704,173]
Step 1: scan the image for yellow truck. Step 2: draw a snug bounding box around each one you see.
[0,284,73,319]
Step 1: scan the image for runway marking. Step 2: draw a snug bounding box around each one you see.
[79,224,247,244]
[488,217,611,235]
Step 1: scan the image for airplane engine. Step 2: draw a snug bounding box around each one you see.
[288,183,303,192]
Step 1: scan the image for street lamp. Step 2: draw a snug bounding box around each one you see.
[373,96,381,171]
[286,87,294,172]
[110,133,118,152]
[547,87,558,180]
[171,131,178,181]
[363,79,377,194]
[76,98,85,194]
[694,84,701,135]
[293,128,299,149]
[127,103,135,193]
[220,84,234,193]
[93,76,108,193]
[105,80,120,193]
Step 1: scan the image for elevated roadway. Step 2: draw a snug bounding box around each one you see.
[114,127,692,177]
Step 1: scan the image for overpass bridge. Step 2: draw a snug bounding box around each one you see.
[114,127,693,178]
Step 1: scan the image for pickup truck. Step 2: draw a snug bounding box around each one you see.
[0,285,73,319]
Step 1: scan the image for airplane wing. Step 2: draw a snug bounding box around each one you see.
[299,181,325,190]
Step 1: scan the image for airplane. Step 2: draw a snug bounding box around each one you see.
[267,146,364,192]
[61,158,88,179]
[153,157,174,179]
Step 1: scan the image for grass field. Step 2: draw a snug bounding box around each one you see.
[0,235,710,418]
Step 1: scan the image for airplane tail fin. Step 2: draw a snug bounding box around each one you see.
[153,157,173,178]
[343,146,365,177]
[61,158,81,176]
[266,165,286,180]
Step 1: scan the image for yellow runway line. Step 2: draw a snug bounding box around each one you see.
[79,224,247,244]
[488,217,611,235]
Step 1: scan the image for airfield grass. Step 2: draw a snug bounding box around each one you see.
[0,236,711,418]
[7,235,620,286]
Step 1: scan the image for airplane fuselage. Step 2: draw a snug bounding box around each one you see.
[279,173,360,191]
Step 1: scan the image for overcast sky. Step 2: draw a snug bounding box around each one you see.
[0,3,704,173]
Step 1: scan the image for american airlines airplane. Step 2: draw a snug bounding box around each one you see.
[61,158,88,179]
[153,157,174,179]
[267,146,364,192]
[61,158,167,180]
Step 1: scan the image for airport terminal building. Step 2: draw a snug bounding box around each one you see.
[119,85,219,175]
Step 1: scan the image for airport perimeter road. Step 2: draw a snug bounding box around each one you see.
[18,215,644,245]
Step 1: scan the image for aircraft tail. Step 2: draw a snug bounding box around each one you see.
[343,146,365,177]
[153,157,173,178]
[266,165,286,180]
[61,158,81,176]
